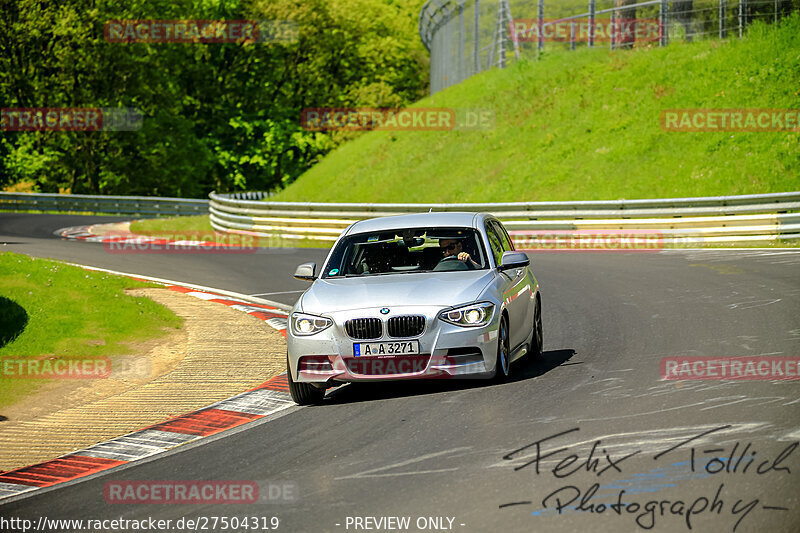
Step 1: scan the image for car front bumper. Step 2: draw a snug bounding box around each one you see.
[287,305,501,384]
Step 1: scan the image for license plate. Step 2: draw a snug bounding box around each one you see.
[354,340,420,357]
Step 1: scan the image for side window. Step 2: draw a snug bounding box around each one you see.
[493,220,515,252]
[484,222,504,266]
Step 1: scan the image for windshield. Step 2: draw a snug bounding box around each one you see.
[322,227,489,278]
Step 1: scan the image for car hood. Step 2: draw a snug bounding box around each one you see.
[299,270,496,312]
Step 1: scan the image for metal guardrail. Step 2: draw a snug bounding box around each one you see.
[0,192,208,217]
[209,191,800,245]
[2,190,797,244]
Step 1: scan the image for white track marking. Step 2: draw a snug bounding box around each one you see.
[248,290,305,297]
[64,262,292,311]
[335,447,473,480]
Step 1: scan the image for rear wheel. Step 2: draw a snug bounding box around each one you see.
[493,316,510,382]
[287,358,325,405]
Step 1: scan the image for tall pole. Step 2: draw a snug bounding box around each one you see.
[570,20,576,51]
[720,0,726,38]
[507,0,521,59]
[458,4,464,82]
[739,0,745,38]
[474,0,480,73]
[610,9,616,50]
[537,0,544,52]
[498,7,505,68]
[589,0,596,47]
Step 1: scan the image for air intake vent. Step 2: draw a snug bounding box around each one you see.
[387,315,426,338]
[345,318,382,340]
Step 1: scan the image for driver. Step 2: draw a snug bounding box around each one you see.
[439,238,479,269]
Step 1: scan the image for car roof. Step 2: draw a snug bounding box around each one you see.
[344,212,490,236]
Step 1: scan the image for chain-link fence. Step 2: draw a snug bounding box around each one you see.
[420,0,799,93]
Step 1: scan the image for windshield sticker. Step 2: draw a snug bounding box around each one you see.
[328,268,339,276]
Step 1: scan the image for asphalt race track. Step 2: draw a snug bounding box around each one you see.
[1,213,799,533]
[0,214,324,307]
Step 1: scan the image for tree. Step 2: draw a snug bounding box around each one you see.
[0,0,429,196]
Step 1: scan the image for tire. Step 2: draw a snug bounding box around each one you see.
[493,315,511,382]
[287,358,325,405]
[531,295,543,361]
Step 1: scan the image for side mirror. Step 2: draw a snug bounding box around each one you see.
[498,251,530,271]
[294,262,317,281]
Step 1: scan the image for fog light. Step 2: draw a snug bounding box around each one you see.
[299,356,333,372]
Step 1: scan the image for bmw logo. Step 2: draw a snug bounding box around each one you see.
[380,308,390,315]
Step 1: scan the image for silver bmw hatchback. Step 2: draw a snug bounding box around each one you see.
[286,212,543,404]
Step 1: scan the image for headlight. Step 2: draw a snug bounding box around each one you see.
[439,302,495,327]
[291,312,333,336]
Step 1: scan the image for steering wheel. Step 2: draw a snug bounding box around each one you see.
[433,255,470,271]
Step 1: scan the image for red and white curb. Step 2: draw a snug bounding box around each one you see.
[58,224,119,242]
[165,286,288,337]
[57,224,254,250]
[0,267,295,504]
[0,377,292,502]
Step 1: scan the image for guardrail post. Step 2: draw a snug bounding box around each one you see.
[589,0,596,47]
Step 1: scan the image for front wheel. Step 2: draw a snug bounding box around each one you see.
[493,316,511,382]
[531,296,543,360]
[287,358,325,405]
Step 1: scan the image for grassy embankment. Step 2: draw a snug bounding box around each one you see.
[276,16,799,202]
[134,15,800,243]
[0,252,182,409]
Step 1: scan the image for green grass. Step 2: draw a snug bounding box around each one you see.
[0,252,182,409]
[272,15,800,203]
[130,215,215,235]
